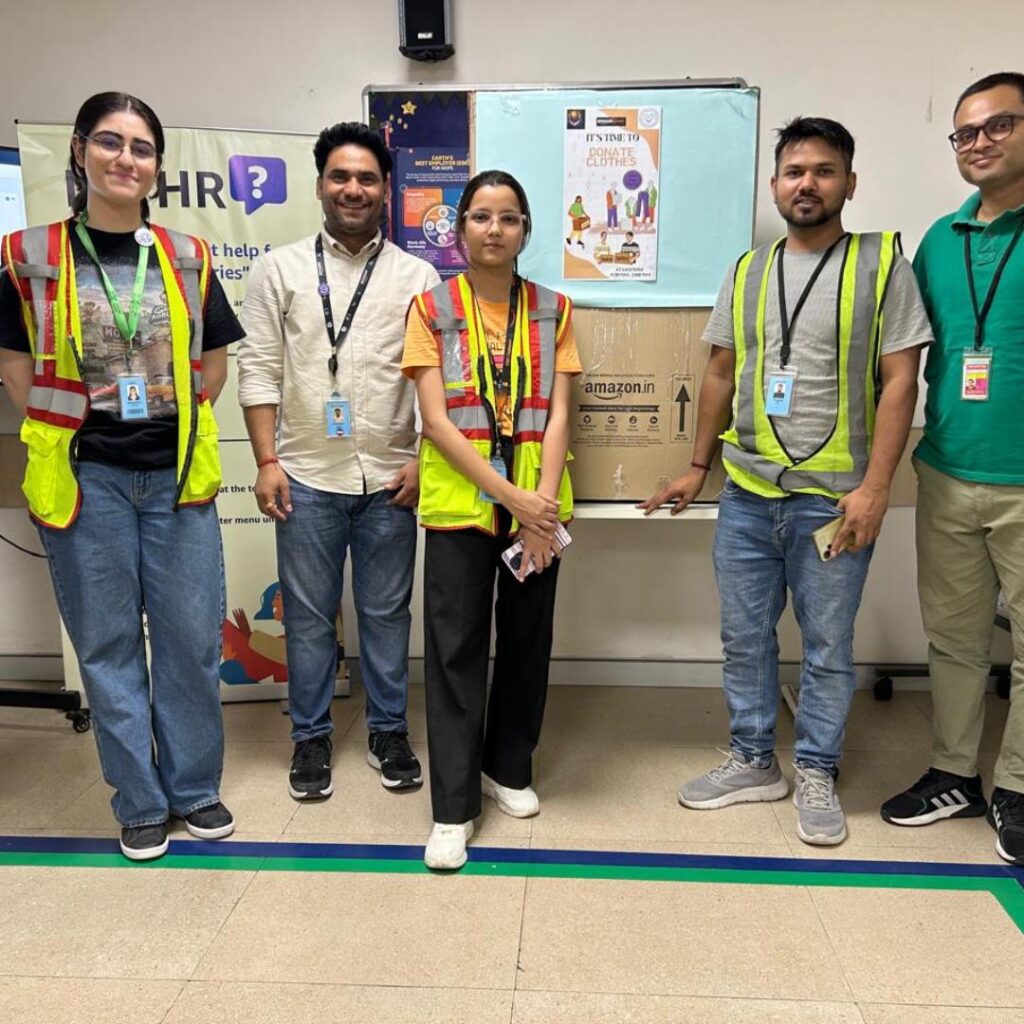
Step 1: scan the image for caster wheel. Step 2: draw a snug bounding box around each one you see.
[996,675,1011,700]
[873,676,894,702]
[68,709,92,733]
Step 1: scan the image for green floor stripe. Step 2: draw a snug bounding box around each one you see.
[3,851,1022,936]
[991,878,1024,933]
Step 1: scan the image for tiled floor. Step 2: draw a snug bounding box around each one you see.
[1,683,1022,1023]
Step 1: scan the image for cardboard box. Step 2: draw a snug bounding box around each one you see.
[568,307,918,505]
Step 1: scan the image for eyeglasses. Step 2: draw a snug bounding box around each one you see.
[80,131,159,162]
[948,114,1024,152]
[464,211,526,229]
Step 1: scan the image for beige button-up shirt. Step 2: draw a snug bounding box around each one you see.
[238,229,440,494]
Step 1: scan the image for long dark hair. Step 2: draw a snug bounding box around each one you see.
[69,92,165,221]
[455,169,533,260]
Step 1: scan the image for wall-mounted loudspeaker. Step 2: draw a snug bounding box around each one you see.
[398,0,454,62]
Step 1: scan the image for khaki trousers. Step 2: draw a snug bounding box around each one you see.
[916,458,1024,793]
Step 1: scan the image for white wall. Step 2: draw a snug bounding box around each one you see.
[0,0,1017,673]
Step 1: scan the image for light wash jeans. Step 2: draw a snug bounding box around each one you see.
[275,477,416,741]
[39,462,226,827]
[713,479,874,774]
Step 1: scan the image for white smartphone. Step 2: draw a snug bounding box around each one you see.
[501,523,573,580]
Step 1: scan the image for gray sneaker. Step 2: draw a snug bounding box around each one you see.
[793,765,847,846]
[678,752,789,809]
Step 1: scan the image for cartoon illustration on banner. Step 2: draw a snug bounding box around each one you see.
[563,106,661,282]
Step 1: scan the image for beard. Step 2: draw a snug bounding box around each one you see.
[780,195,842,229]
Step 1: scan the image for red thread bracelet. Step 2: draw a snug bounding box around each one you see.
[257,456,279,468]
[691,460,711,471]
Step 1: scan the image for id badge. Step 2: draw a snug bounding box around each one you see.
[961,348,992,401]
[480,457,508,504]
[118,375,149,420]
[325,397,352,437]
[765,369,797,418]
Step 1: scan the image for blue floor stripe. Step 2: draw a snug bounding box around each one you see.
[2,833,1022,886]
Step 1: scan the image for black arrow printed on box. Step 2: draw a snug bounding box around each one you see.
[674,381,690,434]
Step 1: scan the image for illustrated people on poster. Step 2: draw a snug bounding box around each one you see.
[593,229,612,261]
[565,195,589,247]
[605,183,620,229]
[620,231,640,253]
[636,181,651,223]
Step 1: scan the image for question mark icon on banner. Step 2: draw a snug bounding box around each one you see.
[228,155,287,215]
[248,165,269,199]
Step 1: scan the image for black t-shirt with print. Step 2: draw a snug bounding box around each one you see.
[0,224,244,469]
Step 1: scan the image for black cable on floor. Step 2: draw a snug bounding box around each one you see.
[0,532,46,558]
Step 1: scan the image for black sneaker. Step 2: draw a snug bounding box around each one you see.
[367,731,422,790]
[120,822,169,862]
[181,801,235,840]
[880,767,987,826]
[289,735,333,800]
[988,787,1024,866]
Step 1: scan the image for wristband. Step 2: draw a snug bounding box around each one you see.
[257,456,279,468]
[691,460,711,472]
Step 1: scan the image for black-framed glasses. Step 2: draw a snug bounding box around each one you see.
[948,114,1024,152]
[79,131,158,162]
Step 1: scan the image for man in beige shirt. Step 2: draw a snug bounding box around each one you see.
[238,122,439,801]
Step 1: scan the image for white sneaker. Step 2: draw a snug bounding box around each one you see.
[482,773,540,818]
[424,820,474,870]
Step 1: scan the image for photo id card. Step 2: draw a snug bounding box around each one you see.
[765,370,797,418]
[479,457,508,504]
[118,375,149,420]
[961,348,992,401]
[325,397,352,437]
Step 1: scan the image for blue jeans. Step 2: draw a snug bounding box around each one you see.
[39,462,226,827]
[276,477,416,741]
[712,479,874,774]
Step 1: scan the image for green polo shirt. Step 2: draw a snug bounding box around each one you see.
[912,192,1024,484]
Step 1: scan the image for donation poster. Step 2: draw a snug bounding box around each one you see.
[16,122,333,702]
[392,146,468,278]
[563,106,661,282]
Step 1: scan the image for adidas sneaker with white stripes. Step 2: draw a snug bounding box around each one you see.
[880,768,987,826]
[988,787,1024,866]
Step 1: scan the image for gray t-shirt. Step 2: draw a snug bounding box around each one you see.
[703,242,933,459]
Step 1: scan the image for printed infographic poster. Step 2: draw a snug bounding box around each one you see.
[393,146,469,278]
[563,106,661,282]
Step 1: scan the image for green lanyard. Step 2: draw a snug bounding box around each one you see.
[73,220,150,351]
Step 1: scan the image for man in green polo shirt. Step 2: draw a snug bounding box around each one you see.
[881,72,1024,867]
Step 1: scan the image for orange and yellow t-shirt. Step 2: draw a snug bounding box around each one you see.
[402,296,582,436]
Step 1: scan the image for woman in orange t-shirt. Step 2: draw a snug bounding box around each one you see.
[402,170,582,870]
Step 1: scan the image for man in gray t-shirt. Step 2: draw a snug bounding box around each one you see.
[639,116,933,849]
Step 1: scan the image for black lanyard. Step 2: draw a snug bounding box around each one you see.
[964,218,1024,350]
[775,233,848,368]
[470,275,520,455]
[315,233,383,379]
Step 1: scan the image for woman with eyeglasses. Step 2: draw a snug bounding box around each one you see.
[0,92,243,860]
[402,169,583,869]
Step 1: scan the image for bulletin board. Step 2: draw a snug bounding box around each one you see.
[364,82,919,506]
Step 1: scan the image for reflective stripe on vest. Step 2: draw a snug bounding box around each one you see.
[721,231,898,497]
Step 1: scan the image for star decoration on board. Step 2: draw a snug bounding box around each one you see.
[401,101,417,115]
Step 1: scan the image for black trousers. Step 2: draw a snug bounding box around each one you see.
[423,510,561,823]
